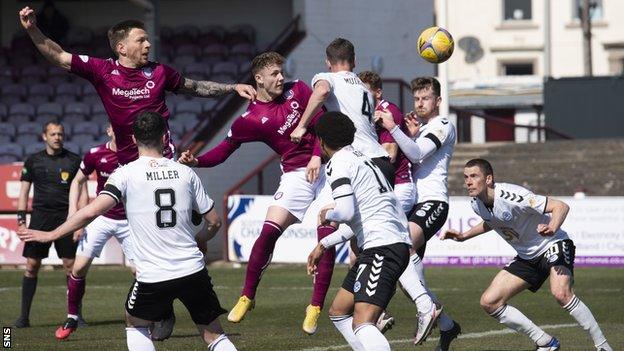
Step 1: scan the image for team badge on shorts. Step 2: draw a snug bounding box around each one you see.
[545,250,558,263]
[353,281,361,293]
[274,192,284,200]
[416,210,426,217]
[502,211,513,221]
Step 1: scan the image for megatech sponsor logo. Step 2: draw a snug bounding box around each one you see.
[112,81,154,100]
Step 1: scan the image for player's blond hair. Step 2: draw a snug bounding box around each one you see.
[251,52,285,76]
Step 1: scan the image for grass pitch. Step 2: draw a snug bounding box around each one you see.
[1,265,622,350]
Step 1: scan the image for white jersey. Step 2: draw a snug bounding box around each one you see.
[413,115,455,203]
[312,71,388,158]
[326,146,410,250]
[471,182,569,260]
[103,156,214,283]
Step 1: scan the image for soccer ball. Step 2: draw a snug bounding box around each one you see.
[417,26,454,63]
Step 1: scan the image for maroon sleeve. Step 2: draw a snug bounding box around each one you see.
[196,139,240,167]
[70,54,106,84]
[80,151,96,176]
[377,102,404,144]
[162,64,183,92]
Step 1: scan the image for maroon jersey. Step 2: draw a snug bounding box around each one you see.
[376,100,412,185]
[80,142,126,220]
[70,55,182,165]
[196,80,322,172]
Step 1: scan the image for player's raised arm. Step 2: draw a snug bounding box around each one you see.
[537,197,570,236]
[67,171,88,218]
[19,6,72,70]
[177,77,256,100]
[290,80,331,143]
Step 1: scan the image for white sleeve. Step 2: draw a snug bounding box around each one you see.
[320,224,356,249]
[390,125,438,163]
[190,170,214,214]
[311,72,334,90]
[101,167,127,203]
[325,194,355,222]
[324,158,355,223]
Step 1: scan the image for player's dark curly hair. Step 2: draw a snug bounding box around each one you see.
[314,111,356,150]
[108,19,145,55]
[411,76,441,97]
[133,111,166,149]
[465,158,494,177]
[358,71,382,90]
[326,38,355,67]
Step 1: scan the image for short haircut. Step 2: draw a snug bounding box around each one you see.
[465,158,494,177]
[358,71,382,90]
[251,51,285,76]
[314,111,356,150]
[133,111,166,149]
[326,38,355,66]
[42,120,63,134]
[411,76,441,96]
[108,19,145,54]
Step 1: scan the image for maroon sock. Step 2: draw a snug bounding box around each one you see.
[241,221,283,299]
[67,274,86,316]
[310,225,337,309]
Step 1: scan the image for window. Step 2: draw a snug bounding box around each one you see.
[572,0,603,20]
[503,62,534,75]
[504,0,532,20]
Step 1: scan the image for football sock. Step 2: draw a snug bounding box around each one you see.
[409,253,454,331]
[207,334,237,351]
[20,276,37,319]
[398,254,431,310]
[330,315,365,351]
[241,221,282,299]
[564,295,609,349]
[354,323,390,351]
[67,273,86,317]
[310,225,337,308]
[126,327,155,351]
[490,304,551,345]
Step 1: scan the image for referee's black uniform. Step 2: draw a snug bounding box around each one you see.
[21,148,81,259]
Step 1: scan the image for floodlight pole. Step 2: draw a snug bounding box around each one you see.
[438,0,449,118]
[129,0,160,61]
[580,0,593,76]
[544,0,551,78]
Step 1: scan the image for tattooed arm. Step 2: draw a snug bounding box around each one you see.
[177,78,256,99]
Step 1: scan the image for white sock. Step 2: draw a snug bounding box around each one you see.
[207,334,237,351]
[354,323,390,351]
[399,254,431,309]
[409,254,455,331]
[490,304,551,345]
[126,327,155,351]
[330,315,365,351]
[563,295,609,349]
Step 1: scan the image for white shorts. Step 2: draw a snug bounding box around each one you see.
[271,168,327,221]
[394,182,417,214]
[77,215,133,260]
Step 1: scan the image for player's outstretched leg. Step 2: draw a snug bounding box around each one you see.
[328,289,366,351]
[482,270,558,350]
[549,265,612,351]
[303,224,337,334]
[229,220,283,322]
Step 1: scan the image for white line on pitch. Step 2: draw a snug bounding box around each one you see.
[298,323,577,351]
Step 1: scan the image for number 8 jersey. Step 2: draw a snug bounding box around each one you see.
[102,156,214,283]
[470,182,569,260]
[326,146,410,250]
[312,72,388,158]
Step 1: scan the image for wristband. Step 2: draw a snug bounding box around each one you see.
[17,211,26,225]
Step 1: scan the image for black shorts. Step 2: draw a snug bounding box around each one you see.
[371,157,395,188]
[408,201,449,258]
[22,211,77,259]
[504,239,576,293]
[125,268,227,325]
[342,242,409,309]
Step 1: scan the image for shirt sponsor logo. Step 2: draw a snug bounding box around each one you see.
[111,81,154,100]
[277,101,301,135]
[100,171,111,177]
[146,80,155,89]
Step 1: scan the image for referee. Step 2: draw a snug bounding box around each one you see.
[14,120,82,328]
